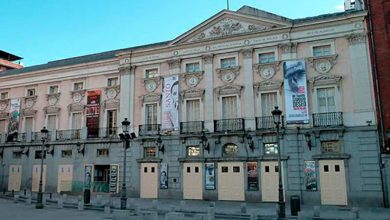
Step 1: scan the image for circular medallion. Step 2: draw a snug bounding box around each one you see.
[187,76,199,87]
[261,67,275,79]
[222,72,235,83]
[73,93,82,103]
[107,88,118,99]
[0,103,7,111]
[315,60,332,74]
[48,96,58,106]
[145,81,157,93]
[26,99,34,108]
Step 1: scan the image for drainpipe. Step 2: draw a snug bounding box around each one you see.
[364,0,389,208]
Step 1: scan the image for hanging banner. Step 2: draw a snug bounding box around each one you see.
[247,162,259,191]
[7,99,20,140]
[304,161,317,191]
[109,164,119,193]
[162,75,179,131]
[205,163,215,190]
[283,60,309,124]
[86,90,101,138]
[160,163,168,189]
[84,165,93,189]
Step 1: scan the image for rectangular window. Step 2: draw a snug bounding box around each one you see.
[264,143,278,155]
[222,96,237,119]
[233,166,240,173]
[261,92,277,116]
[144,167,147,173]
[61,150,73,158]
[187,167,191,173]
[12,151,22,159]
[0,119,7,133]
[73,82,84,91]
[220,57,236,69]
[275,166,279,173]
[107,77,118,87]
[35,150,46,159]
[313,45,331,57]
[324,165,329,172]
[144,147,156,158]
[151,167,155,173]
[107,110,117,131]
[185,62,200,73]
[265,166,270,173]
[47,115,57,131]
[145,103,157,125]
[97,149,109,157]
[221,166,228,173]
[186,99,200,122]
[259,52,276,64]
[317,87,336,113]
[335,165,340,172]
[72,112,82,129]
[187,146,201,157]
[321,141,341,153]
[195,166,199,173]
[26,88,36,97]
[0,92,8,100]
[145,68,159,78]
[25,117,33,133]
[49,85,59,94]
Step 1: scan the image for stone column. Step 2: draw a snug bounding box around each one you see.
[202,54,214,132]
[241,48,255,130]
[119,65,136,132]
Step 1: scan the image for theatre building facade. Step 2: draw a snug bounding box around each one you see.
[0,6,385,206]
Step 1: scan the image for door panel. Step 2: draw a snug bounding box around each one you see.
[32,164,47,192]
[261,161,285,202]
[183,163,203,200]
[217,162,244,201]
[57,165,73,193]
[140,163,158,198]
[319,160,347,205]
[8,165,22,191]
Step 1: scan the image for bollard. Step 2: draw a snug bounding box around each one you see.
[180,200,186,211]
[240,203,247,213]
[14,195,19,203]
[57,196,63,209]
[165,212,185,220]
[78,196,84,211]
[352,207,359,219]
[134,204,141,215]
[152,199,158,210]
[313,206,320,218]
[208,206,215,220]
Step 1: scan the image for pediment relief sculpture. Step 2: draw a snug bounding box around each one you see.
[68,103,85,113]
[214,84,244,98]
[253,80,283,95]
[253,61,281,80]
[46,93,61,106]
[105,85,120,100]
[24,96,37,109]
[140,93,161,104]
[143,77,161,93]
[0,99,9,112]
[103,99,120,110]
[308,54,338,74]
[182,71,204,88]
[71,90,86,103]
[180,89,205,101]
[309,74,342,91]
[44,106,61,114]
[217,66,241,84]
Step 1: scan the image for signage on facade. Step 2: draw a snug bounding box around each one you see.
[160,163,168,189]
[84,165,92,189]
[86,90,101,138]
[247,162,258,191]
[109,164,119,193]
[304,160,317,191]
[205,163,215,190]
[162,75,179,131]
[283,60,309,124]
[7,99,20,140]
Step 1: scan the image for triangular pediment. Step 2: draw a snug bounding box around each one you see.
[171,8,291,45]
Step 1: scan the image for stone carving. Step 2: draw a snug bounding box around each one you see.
[241,48,253,58]
[278,42,297,54]
[180,89,205,101]
[346,33,366,45]
[22,108,37,117]
[118,65,133,75]
[214,84,243,98]
[140,93,161,104]
[144,77,161,93]
[253,80,283,95]
[202,54,214,64]
[190,18,271,42]
[253,62,281,80]
[105,85,120,99]
[68,103,84,112]
[308,74,342,91]
[308,54,338,74]
[71,90,85,103]
[182,71,204,88]
[44,106,61,114]
[24,96,37,109]
[47,93,61,106]
[103,99,120,110]
[0,99,9,112]
[217,66,240,84]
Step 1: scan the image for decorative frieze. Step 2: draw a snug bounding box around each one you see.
[180,89,205,100]
[140,93,161,104]
[103,99,120,110]
[253,80,283,95]
[22,108,37,117]
[308,74,342,91]
[182,71,204,88]
[43,106,61,114]
[253,61,281,80]
[214,84,243,98]
[216,66,241,84]
[0,99,9,112]
[143,77,161,93]
[68,103,84,112]
[308,54,338,74]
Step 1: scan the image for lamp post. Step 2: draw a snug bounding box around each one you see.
[119,118,136,210]
[36,127,48,209]
[272,106,285,219]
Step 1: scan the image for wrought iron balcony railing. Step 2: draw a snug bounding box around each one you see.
[312,112,343,127]
[214,118,245,132]
[56,129,81,141]
[139,124,161,136]
[180,121,204,134]
[256,116,285,130]
[31,131,52,142]
[99,127,118,138]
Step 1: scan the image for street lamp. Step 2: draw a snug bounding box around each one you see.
[36,126,48,209]
[119,118,136,210]
[271,106,285,219]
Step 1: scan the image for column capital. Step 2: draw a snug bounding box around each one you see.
[167,59,181,70]
[278,42,297,54]
[119,65,135,76]
[241,48,253,59]
[346,33,366,45]
[202,54,214,64]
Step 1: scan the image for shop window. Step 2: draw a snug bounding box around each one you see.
[61,150,72,158]
[144,147,156,158]
[97,149,109,157]
[187,146,201,157]
[321,141,341,153]
[185,62,200,73]
[221,166,228,173]
[264,143,278,155]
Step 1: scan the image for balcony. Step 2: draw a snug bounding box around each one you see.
[87,127,118,139]
[56,129,81,141]
[180,121,204,134]
[139,124,160,136]
[31,131,53,142]
[214,118,245,133]
[256,116,285,130]
[312,112,343,127]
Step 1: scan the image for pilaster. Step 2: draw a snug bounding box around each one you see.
[241,48,255,130]
[202,54,214,132]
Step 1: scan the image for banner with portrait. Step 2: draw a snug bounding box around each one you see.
[84,165,93,189]
[86,90,101,138]
[109,164,119,193]
[283,60,309,124]
[8,99,20,138]
[205,163,215,190]
[304,161,317,191]
[247,162,258,191]
[160,163,168,189]
[162,75,179,131]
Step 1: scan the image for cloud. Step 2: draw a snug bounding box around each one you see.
[334,0,345,11]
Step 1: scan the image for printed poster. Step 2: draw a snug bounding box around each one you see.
[109,164,119,193]
[283,60,309,124]
[160,163,168,189]
[84,165,93,189]
[162,75,179,131]
[247,162,258,191]
[304,161,317,191]
[86,90,101,138]
[205,163,215,190]
[7,99,20,140]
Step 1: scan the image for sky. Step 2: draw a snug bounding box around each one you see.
[1,0,345,67]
